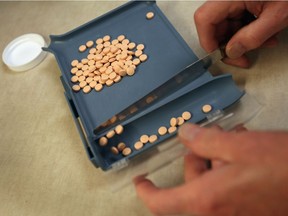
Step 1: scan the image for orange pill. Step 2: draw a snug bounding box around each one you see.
[126,67,135,76]
[140,134,149,144]
[106,79,114,87]
[122,39,130,45]
[122,147,132,156]
[103,35,111,42]
[158,126,167,136]
[89,81,97,88]
[79,45,86,52]
[132,58,141,66]
[78,76,86,82]
[99,137,108,146]
[86,40,94,48]
[202,104,213,113]
[83,85,91,94]
[71,59,79,67]
[71,67,78,74]
[79,81,87,88]
[134,141,144,150]
[182,111,192,120]
[72,85,80,92]
[146,12,154,19]
[95,83,103,92]
[96,38,103,44]
[71,75,78,83]
[168,126,177,134]
[111,146,119,155]
[114,75,122,83]
[135,50,143,57]
[117,35,125,42]
[76,63,83,69]
[117,142,126,151]
[111,39,119,45]
[177,117,185,126]
[81,58,89,64]
[170,117,178,127]
[149,135,158,143]
[115,125,124,135]
[136,44,145,50]
[139,54,148,62]
[106,130,115,139]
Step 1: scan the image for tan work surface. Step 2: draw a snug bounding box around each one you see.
[0,2,288,216]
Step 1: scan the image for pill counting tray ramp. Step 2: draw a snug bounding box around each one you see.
[44,1,259,175]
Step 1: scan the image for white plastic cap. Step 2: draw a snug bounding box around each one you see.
[2,33,47,72]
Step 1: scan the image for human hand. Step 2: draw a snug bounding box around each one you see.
[194,1,288,68]
[134,123,288,216]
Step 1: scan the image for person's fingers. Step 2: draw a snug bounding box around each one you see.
[194,2,245,52]
[178,123,241,162]
[261,35,278,48]
[226,2,288,59]
[231,124,247,133]
[134,178,192,215]
[184,153,208,182]
[222,55,250,68]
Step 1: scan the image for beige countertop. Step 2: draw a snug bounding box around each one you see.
[0,1,287,216]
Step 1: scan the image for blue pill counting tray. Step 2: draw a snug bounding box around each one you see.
[44,1,254,174]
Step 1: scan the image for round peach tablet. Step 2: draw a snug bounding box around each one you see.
[158,126,167,136]
[177,117,185,126]
[106,130,115,139]
[168,126,177,134]
[71,75,78,83]
[146,12,154,19]
[140,135,149,144]
[115,125,124,135]
[149,135,158,143]
[202,104,213,113]
[182,111,192,120]
[95,83,103,92]
[135,50,142,57]
[79,81,87,88]
[103,35,111,42]
[86,40,94,48]
[139,54,148,62]
[89,81,97,88]
[134,141,144,150]
[79,45,86,52]
[106,79,114,87]
[117,142,126,151]
[99,137,108,146]
[122,147,132,156]
[117,35,125,42]
[126,67,135,76]
[170,117,178,127]
[83,85,91,94]
[71,59,79,67]
[136,44,145,50]
[111,146,119,155]
[72,85,80,92]
[71,67,78,74]
[132,58,141,66]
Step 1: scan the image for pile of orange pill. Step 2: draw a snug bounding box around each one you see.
[70,35,148,93]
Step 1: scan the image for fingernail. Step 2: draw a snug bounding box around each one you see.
[178,123,201,142]
[227,42,246,59]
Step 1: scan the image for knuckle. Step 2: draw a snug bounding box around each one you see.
[194,6,207,25]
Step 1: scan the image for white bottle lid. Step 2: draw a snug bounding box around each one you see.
[2,33,47,72]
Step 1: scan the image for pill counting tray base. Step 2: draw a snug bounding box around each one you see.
[44,1,251,172]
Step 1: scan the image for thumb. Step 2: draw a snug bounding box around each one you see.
[226,3,288,59]
[178,123,239,162]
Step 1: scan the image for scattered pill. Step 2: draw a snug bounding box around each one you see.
[149,135,158,143]
[95,83,103,91]
[72,85,81,92]
[115,125,124,135]
[71,60,79,67]
[111,146,119,155]
[182,111,192,121]
[134,141,144,150]
[202,104,213,113]
[140,135,149,144]
[122,147,132,156]
[158,126,167,136]
[86,40,94,48]
[79,45,86,52]
[168,126,177,134]
[106,130,115,139]
[83,85,91,94]
[99,137,108,146]
[136,44,145,51]
[170,117,178,127]
[103,35,111,42]
[117,142,126,151]
[79,81,87,88]
[177,117,185,126]
[146,12,154,19]
[139,54,148,62]
[71,75,78,83]
[117,35,125,42]
[126,67,135,76]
